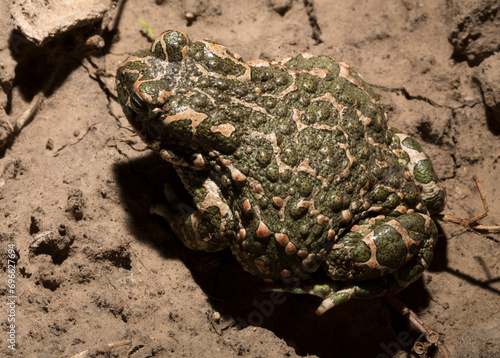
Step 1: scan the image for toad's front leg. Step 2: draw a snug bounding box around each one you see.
[150,171,237,252]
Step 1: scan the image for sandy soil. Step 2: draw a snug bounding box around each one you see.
[1,0,499,357]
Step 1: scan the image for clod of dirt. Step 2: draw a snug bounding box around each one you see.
[92,292,130,322]
[449,0,500,66]
[66,188,85,221]
[29,230,74,264]
[34,256,64,291]
[474,53,500,131]
[29,206,47,234]
[38,273,62,291]
[9,0,111,45]
[46,138,54,150]
[1,159,26,180]
[0,57,15,109]
[268,0,293,15]
[88,244,132,270]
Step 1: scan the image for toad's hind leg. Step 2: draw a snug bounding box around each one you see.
[316,213,438,314]
[264,213,438,315]
[150,177,236,252]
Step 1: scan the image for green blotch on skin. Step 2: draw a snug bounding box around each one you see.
[138,81,170,104]
[194,42,247,77]
[313,284,332,296]
[285,54,340,74]
[203,206,221,228]
[297,172,317,197]
[373,225,407,269]
[345,67,379,102]
[289,201,308,220]
[352,240,371,263]
[402,136,423,152]
[394,213,426,241]
[196,120,239,155]
[280,144,298,166]
[166,119,193,143]
[372,186,390,202]
[266,164,279,182]
[329,292,351,306]
[189,41,206,61]
[193,186,208,203]
[116,83,129,107]
[256,146,273,168]
[296,73,319,93]
[383,193,401,209]
[402,182,421,207]
[151,31,188,62]
[414,159,438,184]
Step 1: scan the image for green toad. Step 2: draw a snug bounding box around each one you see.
[116,30,446,314]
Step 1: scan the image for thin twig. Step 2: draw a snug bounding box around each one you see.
[438,176,500,233]
[384,295,450,358]
[69,339,132,358]
[15,92,45,131]
[0,63,60,151]
[491,153,500,166]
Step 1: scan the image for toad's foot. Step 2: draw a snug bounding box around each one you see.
[262,274,413,315]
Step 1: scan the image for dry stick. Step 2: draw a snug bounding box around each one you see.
[0,92,43,151]
[384,295,450,358]
[14,91,45,132]
[0,63,60,151]
[69,339,132,358]
[491,153,500,166]
[440,176,500,233]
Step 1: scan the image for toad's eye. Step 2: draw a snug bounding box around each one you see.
[130,92,149,114]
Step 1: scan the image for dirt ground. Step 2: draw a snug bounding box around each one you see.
[1,0,499,357]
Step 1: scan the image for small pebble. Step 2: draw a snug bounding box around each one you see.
[46,138,54,150]
[213,311,221,323]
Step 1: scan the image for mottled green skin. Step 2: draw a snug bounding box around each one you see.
[116,31,446,312]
